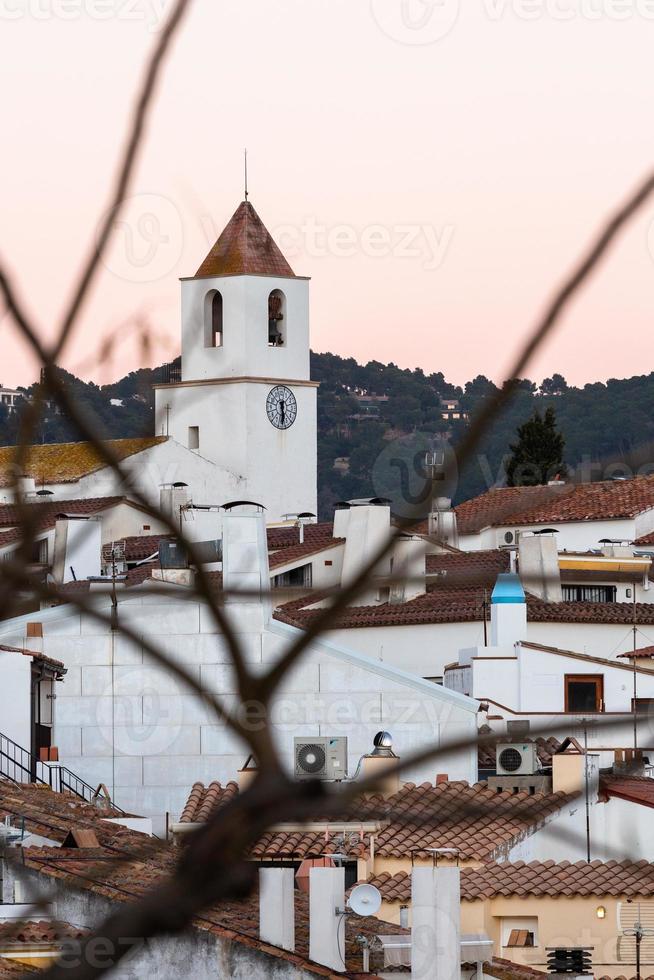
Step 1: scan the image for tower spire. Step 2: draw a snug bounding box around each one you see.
[244,148,248,202]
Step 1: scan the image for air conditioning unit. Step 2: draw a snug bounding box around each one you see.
[294,737,348,780]
[499,529,520,547]
[496,742,538,776]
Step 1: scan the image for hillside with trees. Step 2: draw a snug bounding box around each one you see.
[2,356,654,519]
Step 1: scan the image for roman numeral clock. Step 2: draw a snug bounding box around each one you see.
[266,385,297,430]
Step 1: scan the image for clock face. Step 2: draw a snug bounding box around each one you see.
[266,385,297,430]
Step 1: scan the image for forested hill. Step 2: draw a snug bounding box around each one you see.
[2,355,654,519]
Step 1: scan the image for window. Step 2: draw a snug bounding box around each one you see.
[501,917,539,948]
[268,289,286,346]
[188,426,200,451]
[271,564,312,589]
[204,290,223,348]
[565,674,604,712]
[562,584,616,603]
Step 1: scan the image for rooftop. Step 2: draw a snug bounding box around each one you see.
[0,439,166,488]
[179,779,572,863]
[365,859,654,901]
[454,478,654,534]
[194,200,296,279]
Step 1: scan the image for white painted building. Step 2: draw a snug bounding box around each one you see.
[154,200,318,523]
[0,506,479,834]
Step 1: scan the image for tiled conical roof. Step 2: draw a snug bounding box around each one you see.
[195,200,295,278]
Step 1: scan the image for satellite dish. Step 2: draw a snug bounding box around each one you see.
[348,883,382,917]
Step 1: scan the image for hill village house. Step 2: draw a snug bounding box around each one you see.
[2,200,654,977]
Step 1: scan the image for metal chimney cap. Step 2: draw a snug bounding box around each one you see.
[370,731,396,757]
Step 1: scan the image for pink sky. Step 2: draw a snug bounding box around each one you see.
[2,0,654,389]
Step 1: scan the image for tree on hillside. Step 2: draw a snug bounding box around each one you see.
[506,406,567,486]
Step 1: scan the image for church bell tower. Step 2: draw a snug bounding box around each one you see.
[154,200,318,522]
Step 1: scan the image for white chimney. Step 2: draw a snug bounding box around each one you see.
[490,573,527,647]
[159,482,189,526]
[15,476,36,501]
[390,535,427,603]
[411,866,461,980]
[222,505,270,607]
[518,532,562,602]
[309,866,345,972]
[428,496,459,548]
[259,868,295,952]
[181,504,223,571]
[51,517,102,584]
[341,504,392,603]
[332,504,351,539]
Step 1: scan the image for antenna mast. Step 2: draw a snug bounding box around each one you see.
[244,148,248,202]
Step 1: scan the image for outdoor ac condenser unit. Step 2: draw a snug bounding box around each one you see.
[496,742,538,776]
[294,737,348,780]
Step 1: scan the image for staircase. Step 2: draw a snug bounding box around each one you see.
[0,731,123,813]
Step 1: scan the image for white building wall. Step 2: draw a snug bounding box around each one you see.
[0,591,478,835]
[0,649,31,749]
[464,518,638,554]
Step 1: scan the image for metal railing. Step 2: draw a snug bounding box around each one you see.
[0,731,122,812]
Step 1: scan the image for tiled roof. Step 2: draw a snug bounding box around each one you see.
[180,780,240,822]
[455,478,654,533]
[485,958,550,980]
[102,534,168,563]
[276,585,654,631]
[0,642,65,675]
[23,843,394,978]
[0,779,130,846]
[617,645,654,659]
[179,779,571,862]
[195,201,296,279]
[269,536,344,570]
[0,920,88,945]
[600,776,654,809]
[634,531,654,546]
[0,439,166,488]
[0,959,30,978]
[366,859,654,901]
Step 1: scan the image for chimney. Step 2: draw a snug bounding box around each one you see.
[180,504,223,571]
[222,504,269,606]
[159,482,189,526]
[259,868,295,953]
[490,573,527,647]
[332,502,351,539]
[411,865,461,980]
[428,496,459,548]
[552,741,599,796]
[309,866,346,972]
[360,731,400,797]
[340,503,392,603]
[15,476,36,502]
[390,536,427,603]
[518,532,562,602]
[52,517,102,584]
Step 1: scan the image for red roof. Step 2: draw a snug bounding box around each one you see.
[455,478,654,533]
[600,776,654,809]
[367,859,654,901]
[0,920,88,945]
[617,645,654,659]
[195,201,296,278]
[0,643,65,675]
[179,779,571,862]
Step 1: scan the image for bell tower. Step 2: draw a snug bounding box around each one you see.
[154,200,318,522]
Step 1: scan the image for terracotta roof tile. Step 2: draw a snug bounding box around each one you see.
[0,779,132,846]
[0,920,88,945]
[478,737,562,771]
[600,776,654,808]
[179,779,572,862]
[617,645,654,659]
[455,478,654,534]
[195,201,296,279]
[0,440,166,489]
[102,534,168,563]
[366,859,654,901]
[0,642,65,675]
